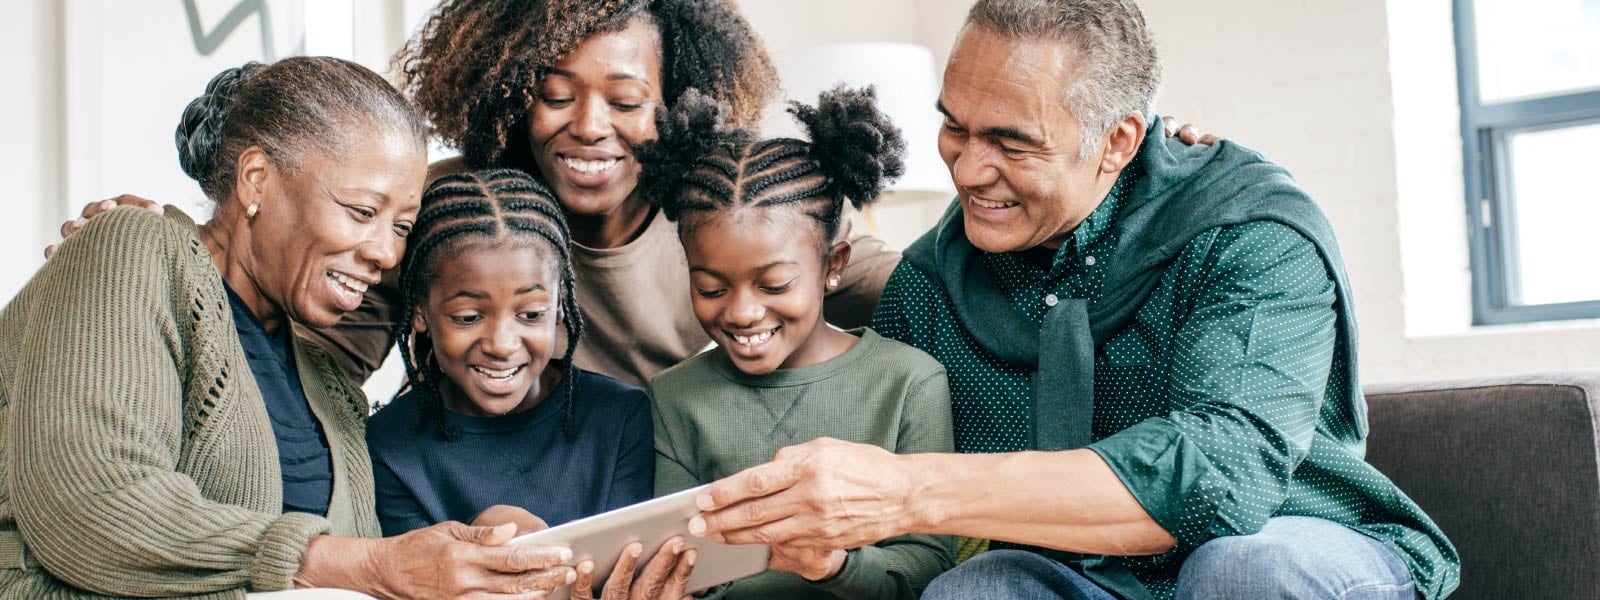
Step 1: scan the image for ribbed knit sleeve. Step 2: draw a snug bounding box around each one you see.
[5,208,330,596]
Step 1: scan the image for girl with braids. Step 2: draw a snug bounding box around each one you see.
[365,169,696,600]
[640,87,955,599]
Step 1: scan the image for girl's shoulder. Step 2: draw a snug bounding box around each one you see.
[571,367,650,412]
[855,327,947,381]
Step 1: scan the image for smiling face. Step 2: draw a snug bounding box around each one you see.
[937,25,1116,253]
[243,133,427,328]
[527,17,664,218]
[681,211,850,376]
[416,241,562,417]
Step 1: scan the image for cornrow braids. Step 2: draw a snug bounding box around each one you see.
[394,169,586,441]
[635,85,906,244]
[395,0,777,168]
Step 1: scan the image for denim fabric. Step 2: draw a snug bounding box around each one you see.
[923,517,1414,600]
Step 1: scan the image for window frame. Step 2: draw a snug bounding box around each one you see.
[1454,0,1600,325]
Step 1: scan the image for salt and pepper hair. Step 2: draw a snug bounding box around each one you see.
[175,57,427,202]
[634,85,905,246]
[967,0,1163,158]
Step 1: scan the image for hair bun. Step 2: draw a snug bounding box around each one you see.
[789,85,906,209]
[175,62,264,185]
[634,87,756,219]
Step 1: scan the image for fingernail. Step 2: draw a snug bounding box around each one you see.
[566,569,577,584]
[580,561,592,574]
[560,548,573,562]
[73,219,86,227]
[152,205,165,215]
[673,541,684,554]
[695,494,714,511]
[630,544,643,558]
[687,552,697,567]
[100,200,115,210]
[494,522,515,537]
[688,516,706,537]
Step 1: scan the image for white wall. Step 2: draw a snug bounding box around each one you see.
[0,0,61,302]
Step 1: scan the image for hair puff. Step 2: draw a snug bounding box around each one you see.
[789,84,907,209]
[634,88,756,219]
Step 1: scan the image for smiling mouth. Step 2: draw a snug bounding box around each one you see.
[560,156,621,175]
[328,271,370,294]
[471,365,524,382]
[727,325,780,349]
[970,196,1020,209]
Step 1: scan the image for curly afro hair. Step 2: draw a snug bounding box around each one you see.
[396,0,778,169]
[635,84,906,244]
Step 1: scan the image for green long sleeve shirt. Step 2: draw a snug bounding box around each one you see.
[874,131,1458,599]
[650,328,955,599]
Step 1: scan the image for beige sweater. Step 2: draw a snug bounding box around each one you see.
[0,207,379,598]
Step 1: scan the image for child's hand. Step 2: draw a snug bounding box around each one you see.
[571,537,696,600]
[769,544,847,581]
[470,504,548,536]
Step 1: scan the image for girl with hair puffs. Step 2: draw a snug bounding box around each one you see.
[640,87,955,599]
[366,169,699,600]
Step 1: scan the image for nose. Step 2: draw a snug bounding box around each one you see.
[355,229,404,272]
[726,290,765,328]
[480,318,519,359]
[570,96,613,144]
[950,140,1001,192]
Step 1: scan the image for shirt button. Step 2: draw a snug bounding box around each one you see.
[1045,294,1059,307]
[1085,255,1097,266]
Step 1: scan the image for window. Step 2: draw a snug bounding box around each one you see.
[1455,0,1600,324]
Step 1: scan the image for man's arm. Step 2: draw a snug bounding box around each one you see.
[693,222,1336,557]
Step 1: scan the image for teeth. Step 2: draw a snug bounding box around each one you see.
[331,272,369,293]
[562,157,620,175]
[473,366,519,379]
[733,330,775,347]
[972,197,1019,209]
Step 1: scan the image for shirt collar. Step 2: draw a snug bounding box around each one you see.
[1044,160,1141,273]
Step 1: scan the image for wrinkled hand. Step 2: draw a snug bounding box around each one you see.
[768,545,846,581]
[570,538,696,600]
[372,521,576,599]
[472,504,549,537]
[1162,116,1221,146]
[689,437,916,551]
[46,195,163,258]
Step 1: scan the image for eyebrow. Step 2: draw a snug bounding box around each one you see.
[935,100,1044,146]
[443,284,546,301]
[545,67,652,86]
[689,260,801,278]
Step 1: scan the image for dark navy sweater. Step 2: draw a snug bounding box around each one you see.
[366,368,654,536]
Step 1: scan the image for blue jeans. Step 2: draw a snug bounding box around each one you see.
[923,517,1416,599]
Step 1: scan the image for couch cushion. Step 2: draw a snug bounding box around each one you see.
[1365,372,1600,599]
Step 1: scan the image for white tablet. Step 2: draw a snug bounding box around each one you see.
[509,485,770,599]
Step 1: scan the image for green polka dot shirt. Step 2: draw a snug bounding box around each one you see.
[872,166,1459,599]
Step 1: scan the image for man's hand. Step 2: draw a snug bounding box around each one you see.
[1162,116,1220,145]
[688,438,920,552]
[768,545,847,582]
[46,195,164,258]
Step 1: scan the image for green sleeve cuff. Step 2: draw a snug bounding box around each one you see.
[249,512,333,591]
[808,547,885,599]
[1085,421,1224,550]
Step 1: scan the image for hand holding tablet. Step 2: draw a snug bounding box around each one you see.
[509,485,770,600]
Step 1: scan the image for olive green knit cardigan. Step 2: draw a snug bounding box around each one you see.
[0,207,379,598]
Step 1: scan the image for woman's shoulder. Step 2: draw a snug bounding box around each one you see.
[59,206,198,267]
[573,367,650,412]
[366,389,424,442]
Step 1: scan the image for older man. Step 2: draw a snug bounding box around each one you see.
[687,1,1459,598]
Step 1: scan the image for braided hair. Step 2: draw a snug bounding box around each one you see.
[395,169,585,440]
[635,85,907,245]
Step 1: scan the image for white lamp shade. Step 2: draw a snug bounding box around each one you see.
[764,43,954,198]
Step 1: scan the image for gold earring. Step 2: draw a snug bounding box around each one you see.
[245,203,260,220]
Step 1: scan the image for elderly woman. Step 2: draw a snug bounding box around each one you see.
[0,57,573,598]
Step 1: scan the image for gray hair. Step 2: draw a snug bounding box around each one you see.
[967,0,1162,159]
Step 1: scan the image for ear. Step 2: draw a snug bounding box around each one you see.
[824,240,852,291]
[1098,114,1147,174]
[235,146,273,208]
[412,305,428,334]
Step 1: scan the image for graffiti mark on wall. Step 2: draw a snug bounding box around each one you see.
[182,0,304,61]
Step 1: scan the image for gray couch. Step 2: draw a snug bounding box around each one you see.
[1365,370,1600,599]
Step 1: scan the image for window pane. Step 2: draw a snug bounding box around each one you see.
[1504,121,1600,305]
[1474,0,1600,103]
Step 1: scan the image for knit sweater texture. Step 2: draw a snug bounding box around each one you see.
[0,207,379,598]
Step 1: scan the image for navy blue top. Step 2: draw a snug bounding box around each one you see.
[224,283,333,517]
[366,368,654,536]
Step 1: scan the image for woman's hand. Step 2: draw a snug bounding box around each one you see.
[569,537,697,600]
[46,195,163,258]
[297,521,577,599]
[768,545,846,581]
[472,504,549,537]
